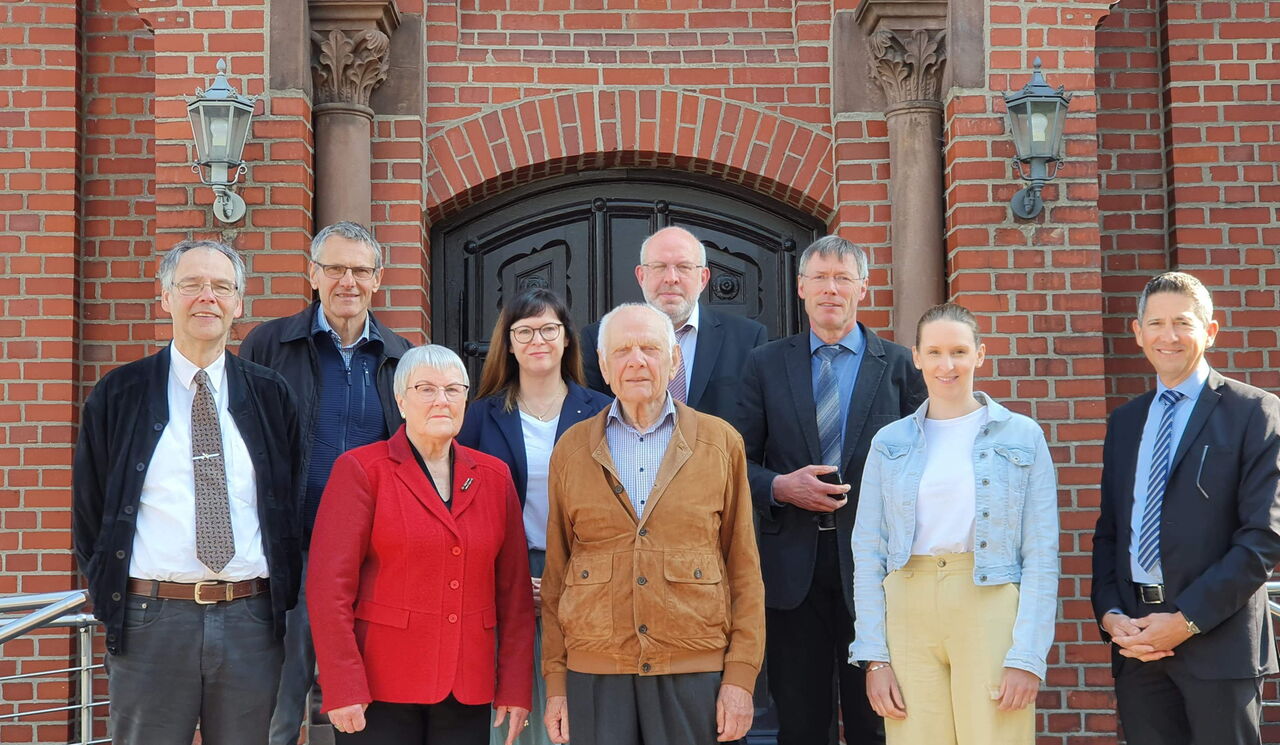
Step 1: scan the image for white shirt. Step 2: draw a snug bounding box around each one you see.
[519,411,558,552]
[129,346,268,582]
[675,303,700,392]
[911,406,988,556]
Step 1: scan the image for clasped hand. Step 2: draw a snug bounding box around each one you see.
[1103,611,1193,662]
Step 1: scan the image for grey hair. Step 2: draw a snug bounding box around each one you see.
[158,240,246,294]
[1137,271,1214,326]
[639,226,707,266]
[394,345,470,398]
[598,302,678,353]
[311,221,384,269]
[797,235,869,279]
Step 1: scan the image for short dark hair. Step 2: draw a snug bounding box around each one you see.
[474,288,586,411]
[915,302,980,347]
[1137,271,1213,326]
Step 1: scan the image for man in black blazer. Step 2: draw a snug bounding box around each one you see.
[73,240,303,745]
[734,236,925,745]
[581,226,768,423]
[1091,271,1280,745]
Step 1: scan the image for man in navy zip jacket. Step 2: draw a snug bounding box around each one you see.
[239,222,412,745]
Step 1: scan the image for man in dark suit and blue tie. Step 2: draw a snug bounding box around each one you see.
[581,226,768,423]
[734,236,925,745]
[1092,271,1280,745]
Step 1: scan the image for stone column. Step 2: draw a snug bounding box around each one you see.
[856,2,948,346]
[309,0,400,227]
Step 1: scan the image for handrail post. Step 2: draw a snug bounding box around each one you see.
[78,623,93,745]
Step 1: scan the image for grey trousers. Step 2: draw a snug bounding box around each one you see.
[565,669,721,745]
[108,592,284,745]
[270,555,316,745]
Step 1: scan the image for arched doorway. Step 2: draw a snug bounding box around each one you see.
[431,168,825,380]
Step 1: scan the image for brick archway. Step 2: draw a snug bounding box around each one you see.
[424,90,836,223]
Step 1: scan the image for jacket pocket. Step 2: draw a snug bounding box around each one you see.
[559,553,613,640]
[662,551,726,639]
[354,599,410,629]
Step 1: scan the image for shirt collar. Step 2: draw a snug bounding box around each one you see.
[313,305,372,348]
[809,324,865,357]
[680,303,701,333]
[607,393,677,435]
[169,343,225,394]
[1156,358,1211,403]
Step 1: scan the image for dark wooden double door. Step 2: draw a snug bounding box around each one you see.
[432,169,822,382]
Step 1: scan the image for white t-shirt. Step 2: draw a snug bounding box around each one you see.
[910,406,988,556]
[519,411,558,551]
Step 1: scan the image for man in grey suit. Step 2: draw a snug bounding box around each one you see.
[581,226,768,423]
[734,236,925,745]
[1092,271,1280,745]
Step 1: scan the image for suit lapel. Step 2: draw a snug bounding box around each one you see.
[488,402,528,496]
[450,446,481,518]
[687,308,722,408]
[1170,373,1223,475]
[591,432,640,524]
[841,331,886,474]
[390,434,461,537]
[784,336,823,465]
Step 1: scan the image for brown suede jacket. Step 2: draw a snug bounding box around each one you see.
[541,401,765,697]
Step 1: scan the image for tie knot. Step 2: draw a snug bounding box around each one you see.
[675,324,692,340]
[1160,389,1184,407]
[193,369,211,388]
[816,345,842,363]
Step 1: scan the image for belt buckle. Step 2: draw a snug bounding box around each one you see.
[193,580,230,605]
[1139,584,1165,604]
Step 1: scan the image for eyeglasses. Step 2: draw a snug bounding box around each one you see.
[314,262,378,281]
[640,262,705,278]
[510,323,564,344]
[408,383,469,402]
[801,273,863,289]
[173,280,239,298]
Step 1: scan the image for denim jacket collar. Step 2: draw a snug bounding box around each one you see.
[906,390,1012,437]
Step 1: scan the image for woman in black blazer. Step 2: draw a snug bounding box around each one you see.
[456,288,611,745]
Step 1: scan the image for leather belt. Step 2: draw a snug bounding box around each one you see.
[127,578,269,605]
[1136,583,1165,604]
[815,513,837,531]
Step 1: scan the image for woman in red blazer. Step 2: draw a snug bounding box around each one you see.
[309,344,535,745]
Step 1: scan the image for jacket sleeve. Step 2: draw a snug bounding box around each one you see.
[733,349,782,517]
[850,437,891,664]
[718,432,766,691]
[1091,411,1125,635]
[308,453,377,711]
[71,387,107,580]
[1004,429,1060,679]
[493,473,536,709]
[540,445,572,698]
[1174,393,1280,632]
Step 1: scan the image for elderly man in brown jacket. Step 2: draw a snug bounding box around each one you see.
[540,302,765,745]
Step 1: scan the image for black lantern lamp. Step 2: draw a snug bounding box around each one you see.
[187,59,257,223]
[1003,58,1071,219]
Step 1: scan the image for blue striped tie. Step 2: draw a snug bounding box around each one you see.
[1136,389,1186,573]
[815,345,843,467]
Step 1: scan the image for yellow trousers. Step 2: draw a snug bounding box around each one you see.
[882,553,1034,745]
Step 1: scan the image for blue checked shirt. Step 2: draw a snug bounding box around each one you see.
[604,395,677,519]
[313,306,371,368]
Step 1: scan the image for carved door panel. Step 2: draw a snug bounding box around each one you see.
[432,169,822,383]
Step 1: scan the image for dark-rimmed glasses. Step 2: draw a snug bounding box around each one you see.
[509,323,564,344]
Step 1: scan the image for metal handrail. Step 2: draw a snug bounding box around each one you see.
[1267,581,1280,618]
[0,591,102,745]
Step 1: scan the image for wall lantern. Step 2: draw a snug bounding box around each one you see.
[1003,58,1071,219]
[187,59,257,223]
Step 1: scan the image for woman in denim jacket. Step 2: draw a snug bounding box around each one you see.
[850,303,1059,745]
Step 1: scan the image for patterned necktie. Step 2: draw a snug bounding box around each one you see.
[192,370,235,573]
[667,324,693,404]
[814,345,843,468]
[1136,389,1186,573]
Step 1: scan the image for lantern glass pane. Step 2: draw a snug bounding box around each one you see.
[203,102,234,162]
[188,103,210,163]
[1050,98,1069,158]
[225,102,254,164]
[1026,100,1061,159]
[1006,100,1031,160]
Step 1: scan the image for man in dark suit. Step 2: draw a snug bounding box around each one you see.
[73,240,303,745]
[581,226,768,423]
[734,236,925,745]
[1091,271,1280,745]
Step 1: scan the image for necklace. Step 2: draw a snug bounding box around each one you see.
[519,386,565,421]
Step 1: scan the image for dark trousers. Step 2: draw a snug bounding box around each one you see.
[766,531,883,745]
[271,553,316,745]
[1115,655,1263,745]
[108,593,283,745]
[336,697,490,745]
[565,669,721,745]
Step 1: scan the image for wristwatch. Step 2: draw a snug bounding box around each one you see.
[1184,615,1201,635]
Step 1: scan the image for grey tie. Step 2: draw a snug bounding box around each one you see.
[668,324,692,404]
[815,345,843,467]
[192,370,235,572]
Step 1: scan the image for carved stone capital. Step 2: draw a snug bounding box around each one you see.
[867,27,947,107]
[311,28,392,109]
